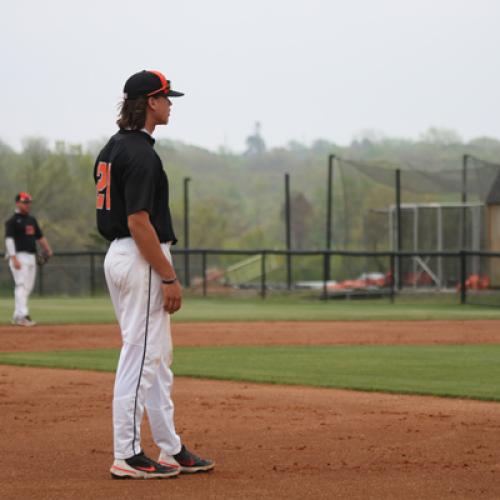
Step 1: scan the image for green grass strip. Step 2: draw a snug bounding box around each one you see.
[1,295,500,324]
[1,345,500,401]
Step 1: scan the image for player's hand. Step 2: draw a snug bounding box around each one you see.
[11,256,21,270]
[162,280,182,314]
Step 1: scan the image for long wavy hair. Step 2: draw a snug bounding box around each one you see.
[116,96,149,130]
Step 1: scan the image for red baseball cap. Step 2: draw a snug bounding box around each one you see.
[15,192,32,202]
[123,70,184,100]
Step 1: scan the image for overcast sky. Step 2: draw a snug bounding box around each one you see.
[1,0,499,152]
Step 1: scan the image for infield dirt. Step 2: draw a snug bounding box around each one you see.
[1,320,500,499]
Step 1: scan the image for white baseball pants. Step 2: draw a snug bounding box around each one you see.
[104,237,181,460]
[9,252,37,319]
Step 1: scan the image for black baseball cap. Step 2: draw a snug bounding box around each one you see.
[123,70,184,100]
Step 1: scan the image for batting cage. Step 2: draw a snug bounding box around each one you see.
[332,155,500,305]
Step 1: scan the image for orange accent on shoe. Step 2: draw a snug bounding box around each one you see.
[159,461,181,469]
[111,465,138,475]
[136,466,156,472]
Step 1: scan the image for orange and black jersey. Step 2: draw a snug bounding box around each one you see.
[5,213,43,254]
[94,129,177,244]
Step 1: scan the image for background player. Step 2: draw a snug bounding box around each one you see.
[95,70,214,479]
[4,192,53,326]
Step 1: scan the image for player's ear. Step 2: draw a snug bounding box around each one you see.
[147,96,159,111]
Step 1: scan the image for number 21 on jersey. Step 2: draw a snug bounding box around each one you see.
[96,162,112,210]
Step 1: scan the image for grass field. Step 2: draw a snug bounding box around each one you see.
[1,295,500,324]
[2,295,499,402]
[1,345,500,401]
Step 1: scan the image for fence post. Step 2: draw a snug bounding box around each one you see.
[202,251,207,297]
[260,251,267,299]
[389,253,395,304]
[37,262,44,296]
[322,251,329,300]
[460,250,467,305]
[90,253,96,296]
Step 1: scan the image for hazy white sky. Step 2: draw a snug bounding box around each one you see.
[1,0,499,152]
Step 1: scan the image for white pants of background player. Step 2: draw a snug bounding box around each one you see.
[8,252,36,319]
[104,237,181,460]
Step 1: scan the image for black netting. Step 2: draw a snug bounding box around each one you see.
[334,156,500,292]
[339,155,500,199]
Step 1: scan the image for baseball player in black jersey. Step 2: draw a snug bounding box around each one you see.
[4,192,53,327]
[94,70,214,479]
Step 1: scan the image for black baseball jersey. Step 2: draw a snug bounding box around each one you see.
[94,130,177,244]
[5,213,43,254]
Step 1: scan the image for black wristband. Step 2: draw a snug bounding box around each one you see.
[162,277,177,285]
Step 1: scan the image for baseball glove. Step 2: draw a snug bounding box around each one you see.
[36,251,50,266]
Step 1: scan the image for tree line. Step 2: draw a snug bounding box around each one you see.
[1,129,499,253]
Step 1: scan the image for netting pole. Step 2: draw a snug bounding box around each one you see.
[472,207,481,275]
[325,155,334,284]
[183,177,191,287]
[395,169,402,289]
[326,154,335,250]
[437,207,443,288]
[461,154,468,250]
[413,206,418,288]
[285,173,292,290]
